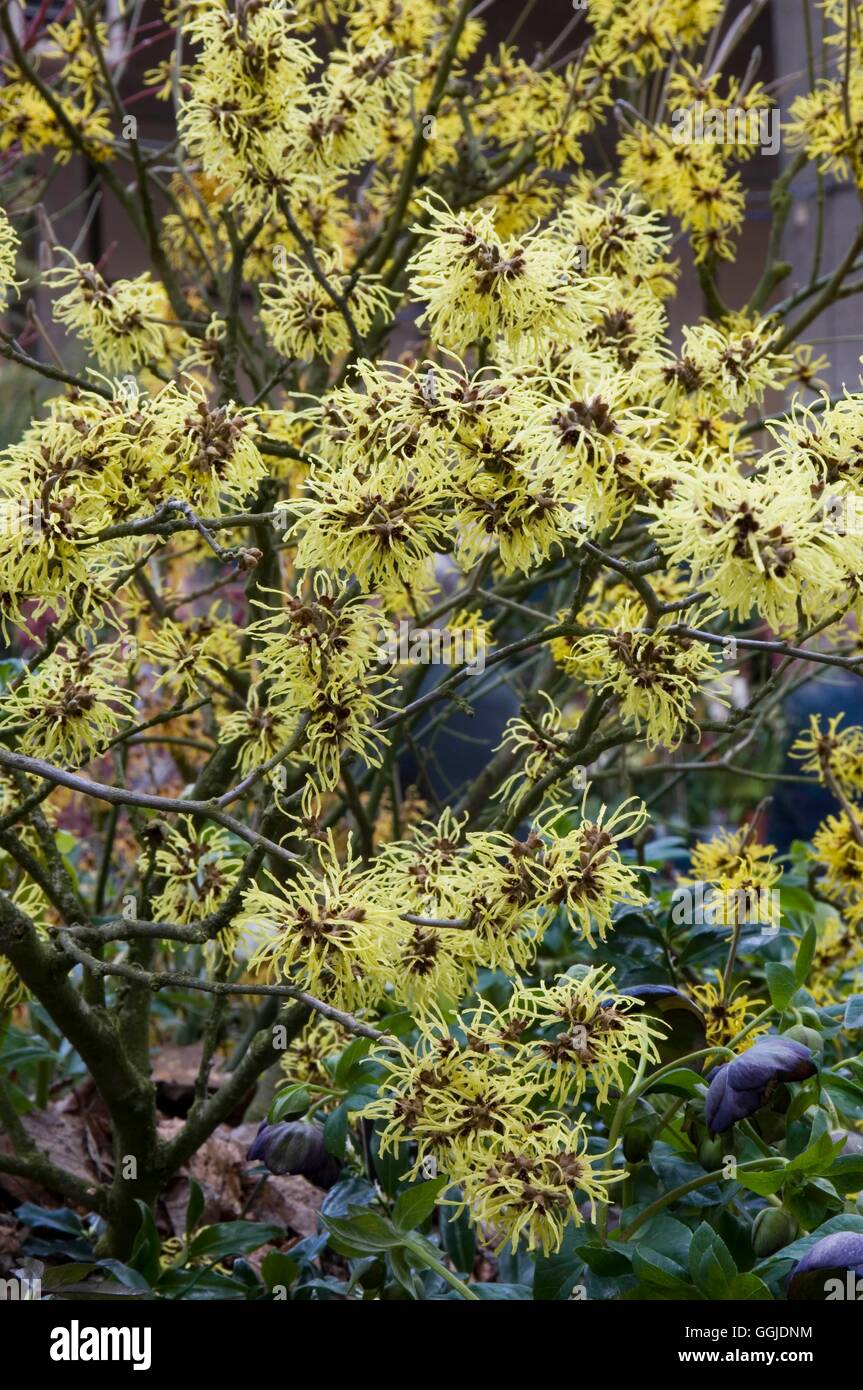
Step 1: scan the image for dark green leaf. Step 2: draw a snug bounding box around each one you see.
[323,1102,348,1159]
[440,1193,476,1275]
[188,1221,283,1261]
[14,1204,83,1236]
[821,1155,863,1196]
[388,1245,423,1298]
[261,1251,299,1293]
[129,1202,161,1286]
[322,1209,404,1257]
[269,1084,310,1122]
[845,995,863,1032]
[726,1272,773,1300]
[631,1246,693,1294]
[765,962,798,1012]
[392,1177,447,1232]
[823,1072,863,1123]
[185,1178,205,1239]
[688,1222,737,1299]
[795,923,817,987]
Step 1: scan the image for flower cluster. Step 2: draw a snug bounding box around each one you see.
[363,970,659,1252]
[241,797,648,1011]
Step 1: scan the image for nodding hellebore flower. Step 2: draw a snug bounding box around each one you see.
[246,1120,341,1190]
[704,1035,817,1136]
[625,984,707,1066]
[788,1232,863,1301]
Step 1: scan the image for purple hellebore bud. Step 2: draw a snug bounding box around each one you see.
[788,1232,863,1300]
[705,1035,817,1136]
[625,984,707,1066]
[247,1120,342,1189]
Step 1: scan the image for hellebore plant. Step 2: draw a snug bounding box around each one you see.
[705,1037,819,1137]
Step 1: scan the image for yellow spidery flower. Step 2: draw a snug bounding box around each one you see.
[451,1121,621,1255]
[292,456,451,596]
[0,639,136,768]
[677,824,781,933]
[686,825,780,889]
[143,608,241,701]
[242,837,397,1012]
[570,603,731,750]
[260,251,391,361]
[151,818,244,931]
[810,812,863,919]
[280,1014,352,1094]
[217,689,298,780]
[0,209,20,305]
[660,322,787,416]
[786,72,863,186]
[45,259,174,373]
[648,454,863,631]
[509,966,664,1104]
[689,976,767,1050]
[495,694,570,812]
[408,194,604,352]
[791,714,863,799]
[362,1006,539,1170]
[535,795,650,945]
[810,913,863,1004]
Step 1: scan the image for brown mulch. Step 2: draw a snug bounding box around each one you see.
[0,1045,322,1263]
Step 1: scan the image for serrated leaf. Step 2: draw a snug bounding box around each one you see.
[323,1102,348,1158]
[845,995,863,1032]
[766,962,798,1011]
[322,1209,404,1257]
[632,1246,693,1293]
[185,1178,205,1238]
[392,1177,447,1232]
[261,1251,299,1293]
[188,1220,283,1261]
[269,1084,310,1123]
[735,1167,788,1196]
[726,1272,773,1300]
[688,1222,737,1299]
[795,922,817,987]
[786,1128,842,1175]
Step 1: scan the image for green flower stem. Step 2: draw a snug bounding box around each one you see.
[401,1235,480,1300]
[655,1094,685,1141]
[722,918,744,997]
[728,1006,775,1047]
[597,1041,752,1243]
[740,1119,775,1158]
[631,1046,735,1100]
[598,1056,647,1242]
[618,1158,787,1242]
